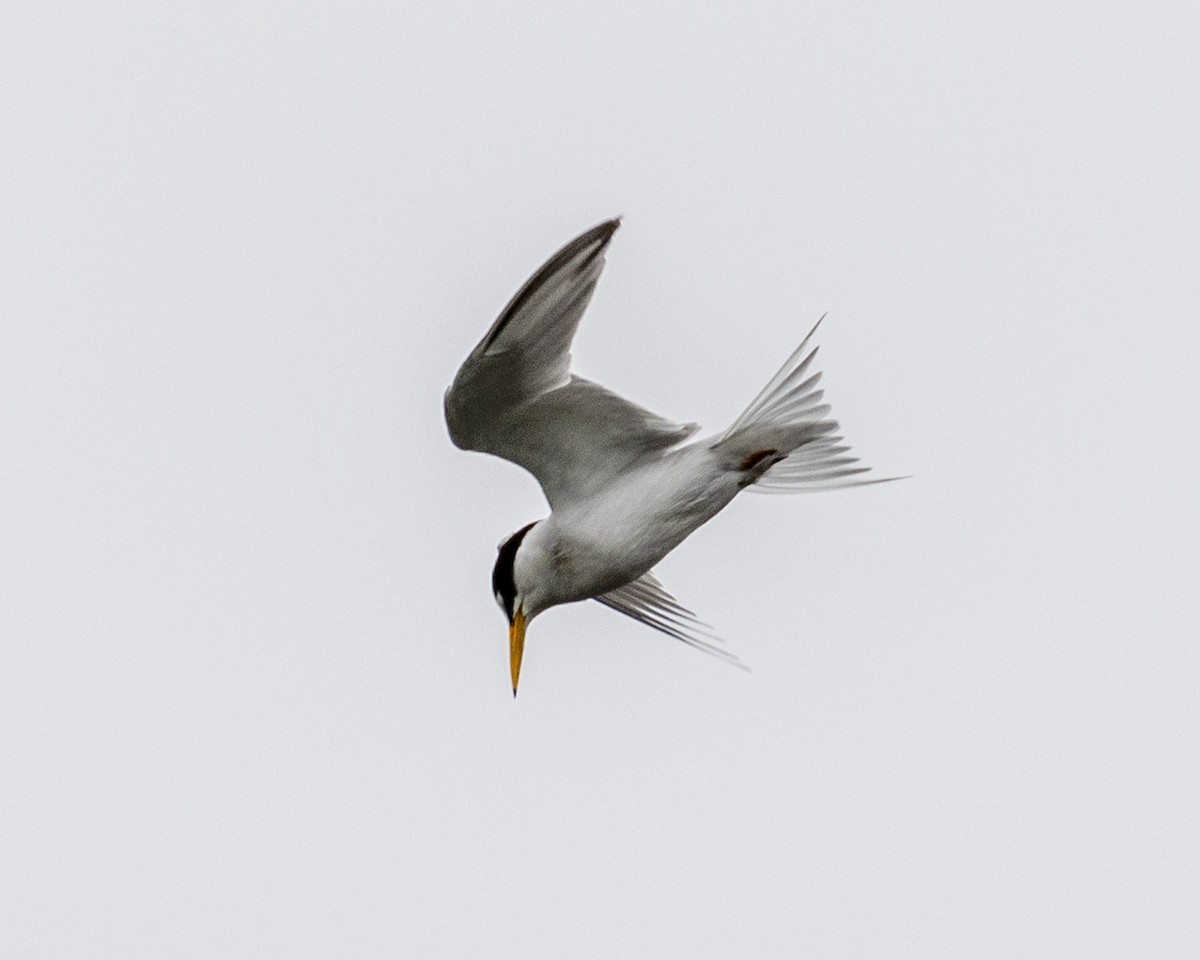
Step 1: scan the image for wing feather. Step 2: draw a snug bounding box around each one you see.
[595,571,746,669]
[445,220,696,508]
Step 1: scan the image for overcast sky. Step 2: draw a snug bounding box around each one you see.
[3,2,1197,957]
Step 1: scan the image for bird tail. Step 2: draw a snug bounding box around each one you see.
[713,317,892,494]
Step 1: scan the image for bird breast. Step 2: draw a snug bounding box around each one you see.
[536,444,738,606]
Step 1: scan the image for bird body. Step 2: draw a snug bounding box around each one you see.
[515,440,741,611]
[445,218,890,692]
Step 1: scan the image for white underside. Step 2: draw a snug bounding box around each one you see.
[518,440,740,613]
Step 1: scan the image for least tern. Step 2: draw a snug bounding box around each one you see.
[445,218,890,694]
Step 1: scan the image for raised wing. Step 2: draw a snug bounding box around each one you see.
[595,571,746,669]
[444,219,697,509]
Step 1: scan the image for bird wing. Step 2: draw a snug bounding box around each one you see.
[595,571,746,669]
[444,219,697,509]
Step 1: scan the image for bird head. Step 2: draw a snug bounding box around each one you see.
[492,521,539,696]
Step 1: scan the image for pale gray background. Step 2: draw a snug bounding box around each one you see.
[2,1,1197,957]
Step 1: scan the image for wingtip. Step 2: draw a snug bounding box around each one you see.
[596,215,622,239]
[570,217,622,262]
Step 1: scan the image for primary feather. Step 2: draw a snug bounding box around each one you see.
[444,219,697,510]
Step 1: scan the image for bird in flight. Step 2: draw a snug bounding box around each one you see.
[445,218,892,694]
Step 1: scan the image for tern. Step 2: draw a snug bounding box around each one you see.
[445,218,891,694]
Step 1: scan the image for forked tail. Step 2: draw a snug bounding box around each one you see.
[715,317,895,493]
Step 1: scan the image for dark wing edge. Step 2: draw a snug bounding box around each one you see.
[445,218,704,509]
[595,571,748,670]
[444,217,622,454]
[478,217,622,356]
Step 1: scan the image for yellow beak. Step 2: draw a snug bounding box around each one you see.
[509,608,527,697]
